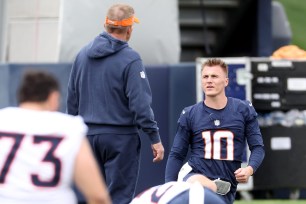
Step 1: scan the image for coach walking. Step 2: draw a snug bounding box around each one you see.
[67,3,164,204]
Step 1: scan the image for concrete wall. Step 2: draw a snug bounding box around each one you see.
[0,0,8,62]
[0,0,180,64]
[58,0,180,65]
[4,0,60,62]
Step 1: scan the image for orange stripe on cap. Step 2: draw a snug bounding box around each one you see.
[105,15,139,27]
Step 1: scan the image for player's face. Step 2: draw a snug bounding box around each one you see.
[201,65,228,97]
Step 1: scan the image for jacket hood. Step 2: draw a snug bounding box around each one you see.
[87,32,128,58]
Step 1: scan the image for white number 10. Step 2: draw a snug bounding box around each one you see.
[202,130,234,160]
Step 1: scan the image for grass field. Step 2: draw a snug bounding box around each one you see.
[234,200,306,204]
[275,0,306,50]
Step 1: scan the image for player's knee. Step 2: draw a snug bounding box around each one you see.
[186,174,217,192]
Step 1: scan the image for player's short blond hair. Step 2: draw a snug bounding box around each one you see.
[201,58,228,77]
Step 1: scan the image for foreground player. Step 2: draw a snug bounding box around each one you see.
[0,70,111,204]
[131,174,226,204]
[165,58,265,203]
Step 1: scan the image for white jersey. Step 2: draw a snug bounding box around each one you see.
[131,181,205,204]
[131,181,226,204]
[0,107,87,204]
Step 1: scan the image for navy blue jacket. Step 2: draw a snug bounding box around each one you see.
[67,32,161,144]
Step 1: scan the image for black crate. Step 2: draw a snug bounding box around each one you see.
[254,125,306,189]
[251,59,306,111]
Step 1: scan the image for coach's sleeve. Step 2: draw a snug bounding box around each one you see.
[67,60,79,116]
[124,59,161,144]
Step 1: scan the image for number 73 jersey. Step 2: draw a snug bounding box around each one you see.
[0,107,87,204]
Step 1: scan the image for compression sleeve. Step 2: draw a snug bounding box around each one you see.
[245,110,265,173]
[165,125,190,182]
[248,145,265,173]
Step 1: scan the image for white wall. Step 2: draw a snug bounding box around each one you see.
[4,0,60,62]
[0,0,7,62]
[58,0,180,65]
[1,0,180,64]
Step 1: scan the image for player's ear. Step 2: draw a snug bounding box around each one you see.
[224,77,229,87]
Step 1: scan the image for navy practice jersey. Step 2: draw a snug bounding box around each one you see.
[130,181,226,204]
[165,97,265,195]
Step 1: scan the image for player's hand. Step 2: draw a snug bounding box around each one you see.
[151,142,164,162]
[234,166,253,183]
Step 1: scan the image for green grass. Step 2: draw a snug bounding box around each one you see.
[234,200,306,204]
[275,0,306,50]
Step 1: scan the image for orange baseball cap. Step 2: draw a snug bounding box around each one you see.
[105,15,140,27]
